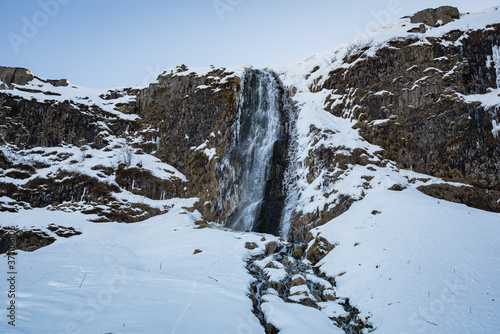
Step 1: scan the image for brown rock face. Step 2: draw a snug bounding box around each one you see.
[323,25,500,191]
[137,66,241,222]
[410,6,460,27]
[0,66,34,86]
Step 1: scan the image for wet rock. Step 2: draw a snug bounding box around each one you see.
[245,242,258,250]
[291,275,307,286]
[270,281,286,295]
[291,244,305,259]
[137,66,241,223]
[291,248,303,260]
[264,261,283,270]
[306,235,335,265]
[265,241,279,255]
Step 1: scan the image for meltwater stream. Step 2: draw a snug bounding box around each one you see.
[223,69,286,234]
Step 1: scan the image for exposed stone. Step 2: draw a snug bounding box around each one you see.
[264,261,282,270]
[265,241,279,255]
[193,249,203,254]
[291,275,307,286]
[0,66,34,85]
[47,225,82,238]
[323,289,337,301]
[245,242,258,250]
[311,290,323,302]
[115,165,184,200]
[296,297,319,309]
[47,78,69,87]
[389,184,406,191]
[194,221,210,229]
[410,6,460,27]
[0,227,56,253]
[291,248,303,260]
[436,6,460,23]
[306,235,335,265]
[270,281,286,295]
[266,323,279,334]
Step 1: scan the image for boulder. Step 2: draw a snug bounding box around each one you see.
[411,8,439,27]
[244,241,258,250]
[47,78,69,87]
[265,241,279,255]
[410,6,459,27]
[0,66,34,85]
[291,275,307,286]
[436,6,460,24]
[306,235,335,265]
[291,244,305,259]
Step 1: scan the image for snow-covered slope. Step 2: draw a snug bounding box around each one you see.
[1,77,140,121]
[316,188,500,333]
[0,203,270,334]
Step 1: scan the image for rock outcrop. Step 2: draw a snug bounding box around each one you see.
[410,6,460,27]
[322,25,500,191]
[136,65,242,222]
[0,66,34,86]
[0,66,70,88]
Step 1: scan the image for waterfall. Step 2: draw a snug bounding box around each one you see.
[222,69,287,233]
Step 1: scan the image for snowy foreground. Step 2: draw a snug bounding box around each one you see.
[1,187,499,333]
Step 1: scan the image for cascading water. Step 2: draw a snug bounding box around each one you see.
[219,71,372,333]
[221,69,287,234]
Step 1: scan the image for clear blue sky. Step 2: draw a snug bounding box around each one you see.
[1,0,498,88]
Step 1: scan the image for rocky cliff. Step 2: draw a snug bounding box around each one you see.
[1,6,499,244]
[319,22,500,215]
